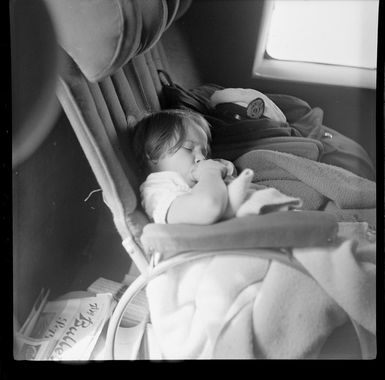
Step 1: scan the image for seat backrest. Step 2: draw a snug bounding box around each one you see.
[44,0,192,273]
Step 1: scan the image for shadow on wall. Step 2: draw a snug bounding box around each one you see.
[175,0,262,87]
[13,112,111,324]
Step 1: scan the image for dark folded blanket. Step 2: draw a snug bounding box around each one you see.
[235,150,376,211]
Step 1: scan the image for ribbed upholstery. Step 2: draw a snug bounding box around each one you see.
[56,37,172,188]
[130,55,161,111]
[52,0,184,272]
[57,51,152,274]
[144,51,163,96]
[110,70,143,120]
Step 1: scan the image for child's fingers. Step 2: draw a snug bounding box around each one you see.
[192,159,228,180]
[239,168,254,178]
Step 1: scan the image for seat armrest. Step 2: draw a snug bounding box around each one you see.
[140,211,338,259]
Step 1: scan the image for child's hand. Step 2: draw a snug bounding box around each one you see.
[189,159,228,182]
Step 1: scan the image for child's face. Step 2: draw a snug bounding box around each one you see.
[152,122,209,186]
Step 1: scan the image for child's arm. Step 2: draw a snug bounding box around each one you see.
[166,160,229,225]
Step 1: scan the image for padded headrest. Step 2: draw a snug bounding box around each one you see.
[43,0,141,82]
[44,0,182,82]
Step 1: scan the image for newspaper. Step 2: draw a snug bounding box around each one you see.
[15,292,114,361]
[16,276,151,360]
[87,277,149,327]
[14,334,58,360]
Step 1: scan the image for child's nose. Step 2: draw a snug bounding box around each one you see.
[195,152,205,163]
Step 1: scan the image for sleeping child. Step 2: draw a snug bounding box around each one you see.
[132,109,302,224]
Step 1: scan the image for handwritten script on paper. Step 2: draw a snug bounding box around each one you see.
[48,302,101,360]
[16,293,113,360]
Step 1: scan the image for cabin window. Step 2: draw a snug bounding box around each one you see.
[253,0,379,88]
[266,0,378,69]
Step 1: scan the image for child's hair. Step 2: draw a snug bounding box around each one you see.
[131,109,212,174]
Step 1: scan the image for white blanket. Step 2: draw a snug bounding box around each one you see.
[146,222,376,359]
